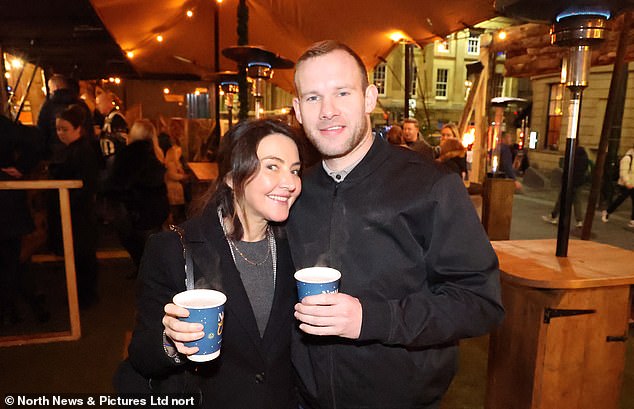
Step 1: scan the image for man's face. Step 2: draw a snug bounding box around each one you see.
[402,122,419,142]
[293,50,377,161]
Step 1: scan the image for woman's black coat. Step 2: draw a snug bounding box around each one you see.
[127,203,297,409]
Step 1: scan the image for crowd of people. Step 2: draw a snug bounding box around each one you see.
[1,74,191,316]
[3,39,633,409]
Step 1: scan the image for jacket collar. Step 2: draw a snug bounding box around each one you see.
[315,137,391,184]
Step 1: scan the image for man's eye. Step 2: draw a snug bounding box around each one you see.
[306,96,318,102]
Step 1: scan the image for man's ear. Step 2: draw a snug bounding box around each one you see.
[364,84,378,114]
[292,98,303,124]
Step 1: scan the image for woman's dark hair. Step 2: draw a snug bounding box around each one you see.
[57,104,86,134]
[202,119,300,240]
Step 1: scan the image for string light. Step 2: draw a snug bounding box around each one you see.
[114,78,121,85]
[126,51,135,58]
[186,9,193,18]
[156,34,164,43]
[163,88,170,94]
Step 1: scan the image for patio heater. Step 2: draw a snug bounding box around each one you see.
[205,71,239,128]
[495,0,626,256]
[222,46,293,119]
[550,9,607,256]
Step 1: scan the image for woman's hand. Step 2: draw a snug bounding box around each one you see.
[162,303,204,355]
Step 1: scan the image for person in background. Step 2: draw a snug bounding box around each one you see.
[436,137,468,180]
[38,75,94,255]
[37,74,93,163]
[289,40,503,409]
[124,119,302,408]
[105,120,169,279]
[499,132,523,192]
[402,117,434,160]
[96,90,128,162]
[386,124,406,147]
[542,144,589,228]
[0,115,45,325]
[164,140,189,225]
[602,144,634,228]
[440,123,460,141]
[50,105,100,308]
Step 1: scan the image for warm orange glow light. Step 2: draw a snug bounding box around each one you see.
[388,31,406,42]
[126,51,135,58]
[186,9,193,18]
[114,78,121,85]
[163,88,170,94]
[156,34,164,43]
[497,31,507,40]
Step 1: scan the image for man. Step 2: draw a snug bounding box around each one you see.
[288,40,504,409]
[499,132,523,191]
[403,117,434,160]
[95,89,128,160]
[37,74,93,163]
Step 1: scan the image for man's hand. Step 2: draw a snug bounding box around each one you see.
[294,293,362,339]
[163,303,204,355]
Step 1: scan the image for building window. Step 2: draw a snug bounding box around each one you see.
[467,36,480,55]
[545,83,564,149]
[435,68,448,99]
[410,65,418,97]
[373,62,387,96]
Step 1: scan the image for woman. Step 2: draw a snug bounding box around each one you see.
[105,120,169,278]
[50,104,100,308]
[436,137,468,180]
[126,119,302,408]
[440,123,460,141]
[386,124,407,147]
[164,142,189,224]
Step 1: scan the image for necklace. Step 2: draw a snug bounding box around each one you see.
[229,229,272,266]
[218,208,277,286]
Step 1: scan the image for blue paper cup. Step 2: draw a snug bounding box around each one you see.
[294,267,341,301]
[173,289,226,362]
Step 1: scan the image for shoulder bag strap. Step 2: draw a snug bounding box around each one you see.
[169,225,194,290]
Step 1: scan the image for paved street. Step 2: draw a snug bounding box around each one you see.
[509,183,634,251]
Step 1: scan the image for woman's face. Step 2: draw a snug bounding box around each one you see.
[56,118,82,145]
[238,133,302,232]
[440,127,455,141]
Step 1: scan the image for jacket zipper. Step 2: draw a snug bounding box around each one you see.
[329,182,339,408]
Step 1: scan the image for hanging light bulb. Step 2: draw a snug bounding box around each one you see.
[186,9,194,18]
[156,34,164,43]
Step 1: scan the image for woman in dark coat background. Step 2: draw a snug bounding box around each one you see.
[124,119,302,408]
[105,120,169,278]
[50,104,100,308]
